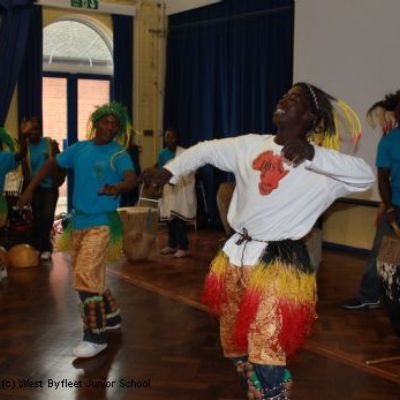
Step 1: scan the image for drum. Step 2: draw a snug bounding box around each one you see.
[118,206,159,261]
[216,182,235,235]
[3,169,24,197]
[8,244,39,268]
[377,234,400,336]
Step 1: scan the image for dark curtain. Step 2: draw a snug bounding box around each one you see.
[112,14,133,120]
[18,4,42,124]
[0,0,34,126]
[164,0,294,224]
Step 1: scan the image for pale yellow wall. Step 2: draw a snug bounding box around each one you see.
[133,0,166,169]
[323,203,378,250]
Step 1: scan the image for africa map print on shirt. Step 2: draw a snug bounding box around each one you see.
[252,151,289,195]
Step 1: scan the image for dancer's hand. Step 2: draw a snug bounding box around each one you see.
[98,184,120,196]
[140,167,173,190]
[281,139,315,167]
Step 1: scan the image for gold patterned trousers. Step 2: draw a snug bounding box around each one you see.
[220,263,287,366]
[71,226,110,293]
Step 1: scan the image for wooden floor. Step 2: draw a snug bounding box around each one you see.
[1,227,400,399]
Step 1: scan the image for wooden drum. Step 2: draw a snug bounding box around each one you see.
[118,206,159,261]
[377,234,400,336]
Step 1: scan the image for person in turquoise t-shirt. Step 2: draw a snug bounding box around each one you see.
[157,130,177,168]
[342,91,400,311]
[19,102,137,358]
[157,128,193,258]
[22,117,63,261]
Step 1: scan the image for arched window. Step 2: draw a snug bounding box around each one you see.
[43,17,113,75]
[42,17,114,213]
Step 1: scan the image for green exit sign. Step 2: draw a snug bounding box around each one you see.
[70,0,99,9]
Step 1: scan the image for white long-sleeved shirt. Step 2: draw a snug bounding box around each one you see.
[165,134,375,266]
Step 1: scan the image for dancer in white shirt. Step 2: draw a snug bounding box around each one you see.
[142,82,375,399]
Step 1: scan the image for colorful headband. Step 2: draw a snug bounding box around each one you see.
[305,84,319,112]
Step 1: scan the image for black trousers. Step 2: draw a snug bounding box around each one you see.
[167,217,188,250]
[31,186,59,253]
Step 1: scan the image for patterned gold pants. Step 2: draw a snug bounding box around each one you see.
[220,263,286,366]
[71,226,110,293]
[71,226,122,343]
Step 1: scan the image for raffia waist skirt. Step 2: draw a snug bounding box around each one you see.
[202,239,317,365]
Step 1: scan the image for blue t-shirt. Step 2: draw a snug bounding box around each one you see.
[0,152,17,192]
[376,127,400,207]
[157,147,176,168]
[29,138,53,188]
[56,140,135,229]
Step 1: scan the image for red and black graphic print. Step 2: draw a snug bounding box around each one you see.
[252,151,289,195]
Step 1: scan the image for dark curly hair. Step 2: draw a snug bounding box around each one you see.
[294,82,337,136]
[367,90,400,123]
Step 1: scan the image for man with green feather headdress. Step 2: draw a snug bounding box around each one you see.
[19,102,137,358]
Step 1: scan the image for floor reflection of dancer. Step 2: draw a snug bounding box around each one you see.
[142,83,374,399]
[19,102,137,358]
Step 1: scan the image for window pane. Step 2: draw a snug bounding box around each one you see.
[77,79,110,141]
[42,77,68,215]
[43,20,113,75]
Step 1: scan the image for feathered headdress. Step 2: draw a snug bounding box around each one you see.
[87,101,132,147]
